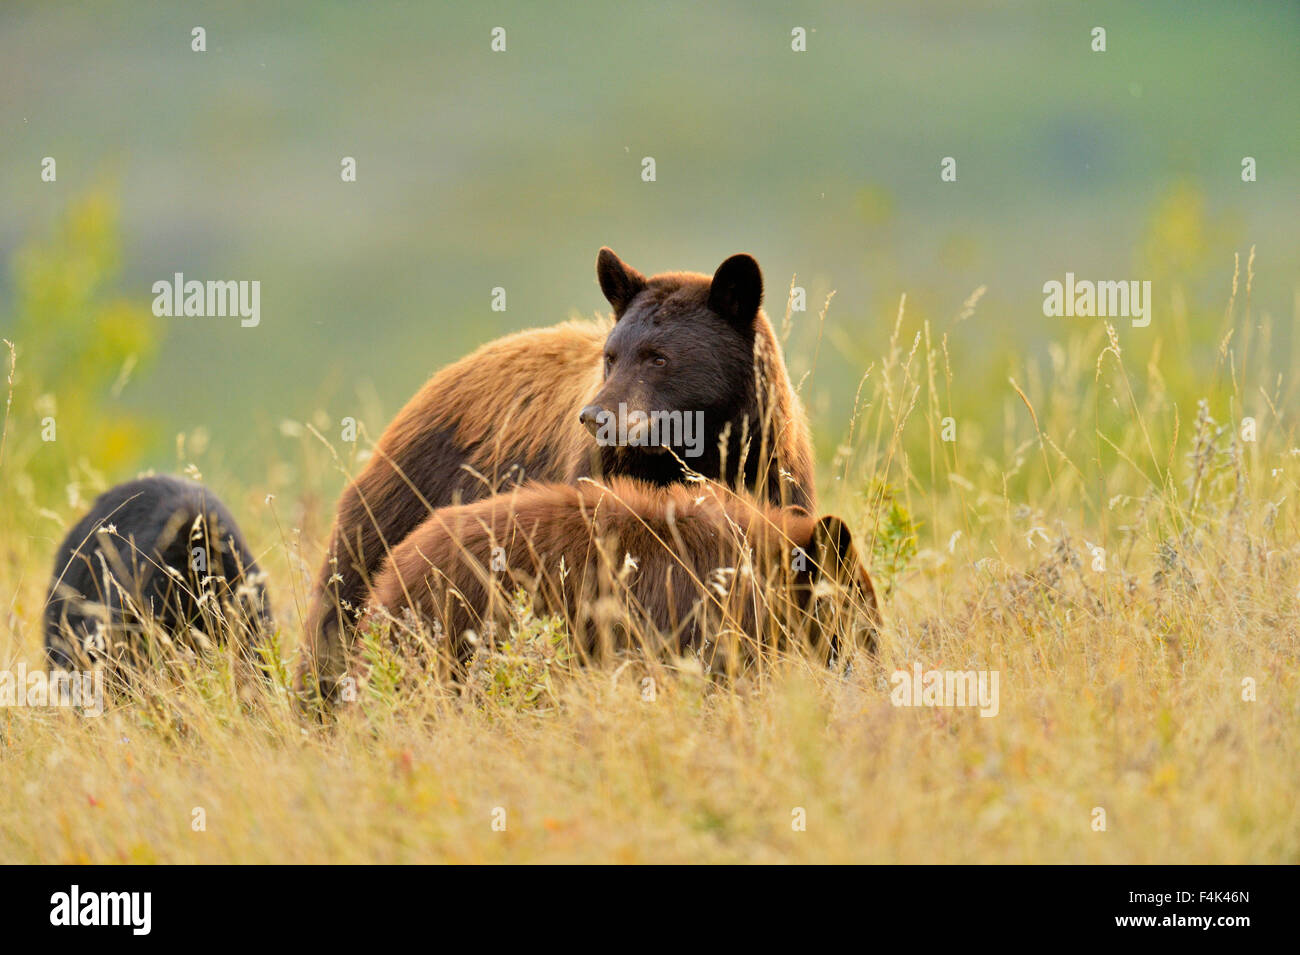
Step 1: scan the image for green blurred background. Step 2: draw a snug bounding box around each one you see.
[2,0,1297,496]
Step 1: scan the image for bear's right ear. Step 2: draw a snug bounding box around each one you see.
[810,515,881,617]
[810,515,856,581]
[597,247,647,317]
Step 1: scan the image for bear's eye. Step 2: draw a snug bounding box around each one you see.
[650,355,667,368]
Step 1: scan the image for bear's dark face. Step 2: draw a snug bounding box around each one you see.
[581,249,764,485]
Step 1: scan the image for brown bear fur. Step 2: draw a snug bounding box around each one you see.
[363,478,879,678]
[303,250,816,698]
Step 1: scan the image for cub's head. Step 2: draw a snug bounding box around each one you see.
[795,515,882,661]
[580,248,764,467]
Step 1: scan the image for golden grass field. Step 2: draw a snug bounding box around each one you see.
[1,263,1297,864]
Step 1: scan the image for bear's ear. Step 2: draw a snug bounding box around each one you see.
[597,247,647,317]
[810,515,880,615]
[810,515,855,581]
[708,253,763,333]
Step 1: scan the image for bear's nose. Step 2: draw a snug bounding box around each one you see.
[579,404,605,436]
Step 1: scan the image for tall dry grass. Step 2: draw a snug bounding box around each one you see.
[0,257,1296,863]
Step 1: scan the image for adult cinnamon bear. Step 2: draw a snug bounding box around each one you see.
[44,475,272,673]
[365,479,879,675]
[303,249,816,698]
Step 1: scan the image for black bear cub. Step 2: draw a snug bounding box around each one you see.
[44,475,272,672]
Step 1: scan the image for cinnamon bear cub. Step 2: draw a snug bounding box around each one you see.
[363,479,879,676]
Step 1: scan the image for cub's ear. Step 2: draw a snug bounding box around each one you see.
[811,515,880,616]
[810,515,855,580]
[596,247,647,317]
[708,253,763,333]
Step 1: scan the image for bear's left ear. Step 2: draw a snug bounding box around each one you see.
[597,247,647,317]
[811,515,880,616]
[708,253,763,333]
